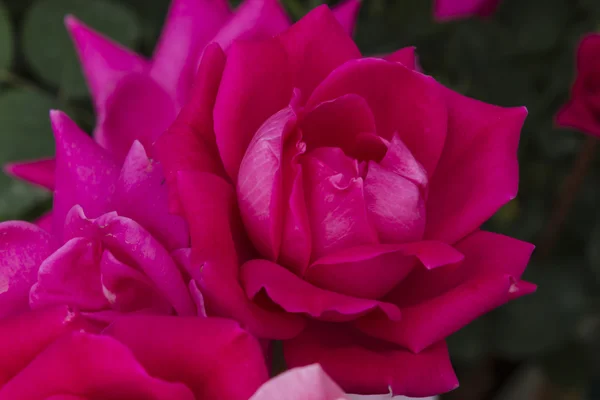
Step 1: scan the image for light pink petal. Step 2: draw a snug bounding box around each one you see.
[433,0,501,20]
[30,237,107,311]
[96,73,177,161]
[278,5,361,103]
[213,0,291,50]
[242,259,401,322]
[355,231,534,353]
[65,16,148,113]
[150,0,232,106]
[177,171,306,339]
[332,0,362,37]
[99,215,196,317]
[0,332,194,400]
[115,141,188,250]
[284,323,458,397]
[4,158,56,190]
[0,307,80,386]
[155,44,227,213]
[379,135,428,192]
[238,107,297,261]
[105,316,269,399]
[308,58,447,175]
[303,148,378,260]
[425,89,526,244]
[51,110,120,240]
[305,241,463,299]
[214,39,292,180]
[35,212,54,232]
[189,280,207,317]
[384,47,418,70]
[250,364,348,400]
[0,221,54,318]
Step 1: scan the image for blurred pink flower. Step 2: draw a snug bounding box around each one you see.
[157,5,535,397]
[556,34,600,136]
[433,0,501,20]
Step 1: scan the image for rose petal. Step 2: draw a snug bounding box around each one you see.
[284,323,458,397]
[425,89,526,244]
[214,39,292,180]
[105,316,269,400]
[177,170,305,339]
[4,158,56,190]
[242,259,401,322]
[0,222,54,318]
[34,212,53,233]
[433,0,501,20]
[250,364,347,400]
[150,0,232,106]
[332,0,362,36]
[384,47,417,71]
[305,241,463,299]
[278,5,361,103]
[307,58,447,175]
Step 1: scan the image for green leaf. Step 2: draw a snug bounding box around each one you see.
[0,89,56,220]
[22,0,141,99]
[0,1,14,71]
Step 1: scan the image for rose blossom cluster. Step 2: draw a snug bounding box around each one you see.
[1,0,534,398]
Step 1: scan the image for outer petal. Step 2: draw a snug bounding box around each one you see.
[177,171,305,339]
[51,111,120,240]
[0,332,194,400]
[278,5,361,103]
[355,231,534,353]
[114,141,188,250]
[4,158,56,190]
[0,222,54,318]
[242,260,402,322]
[105,316,269,400]
[304,242,463,299]
[384,47,417,71]
[65,16,148,113]
[308,59,447,175]
[35,212,53,232]
[213,0,291,50]
[250,364,348,400]
[150,0,232,106]
[433,0,501,20]
[214,39,292,180]
[96,73,177,161]
[425,90,526,244]
[332,0,362,36]
[284,323,458,397]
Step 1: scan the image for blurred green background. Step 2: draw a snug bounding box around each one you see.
[0,0,599,398]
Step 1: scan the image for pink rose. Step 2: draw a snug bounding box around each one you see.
[556,34,600,136]
[4,0,360,201]
[157,5,535,397]
[0,307,269,399]
[433,0,501,20]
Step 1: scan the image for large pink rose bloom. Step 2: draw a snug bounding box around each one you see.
[158,6,535,397]
[4,0,360,195]
[433,0,501,20]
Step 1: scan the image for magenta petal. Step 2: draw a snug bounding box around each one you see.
[65,16,148,113]
[242,259,401,322]
[214,39,292,180]
[213,0,291,50]
[114,141,188,250]
[0,307,80,386]
[356,231,534,353]
[278,5,361,103]
[434,0,501,20]
[0,331,194,400]
[105,316,269,400]
[305,241,463,299]
[308,58,447,175]
[150,0,231,106]
[97,73,177,161]
[51,110,120,240]
[177,171,305,339]
[250,364,347,400]
[238,107,297,261]
[284,323,458,397]
[4,158,56,190]
[332,0,361,36]
[35,212,53,233]
[384,47,418,70]
[0,222,54,318]
[425,89,526,244]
